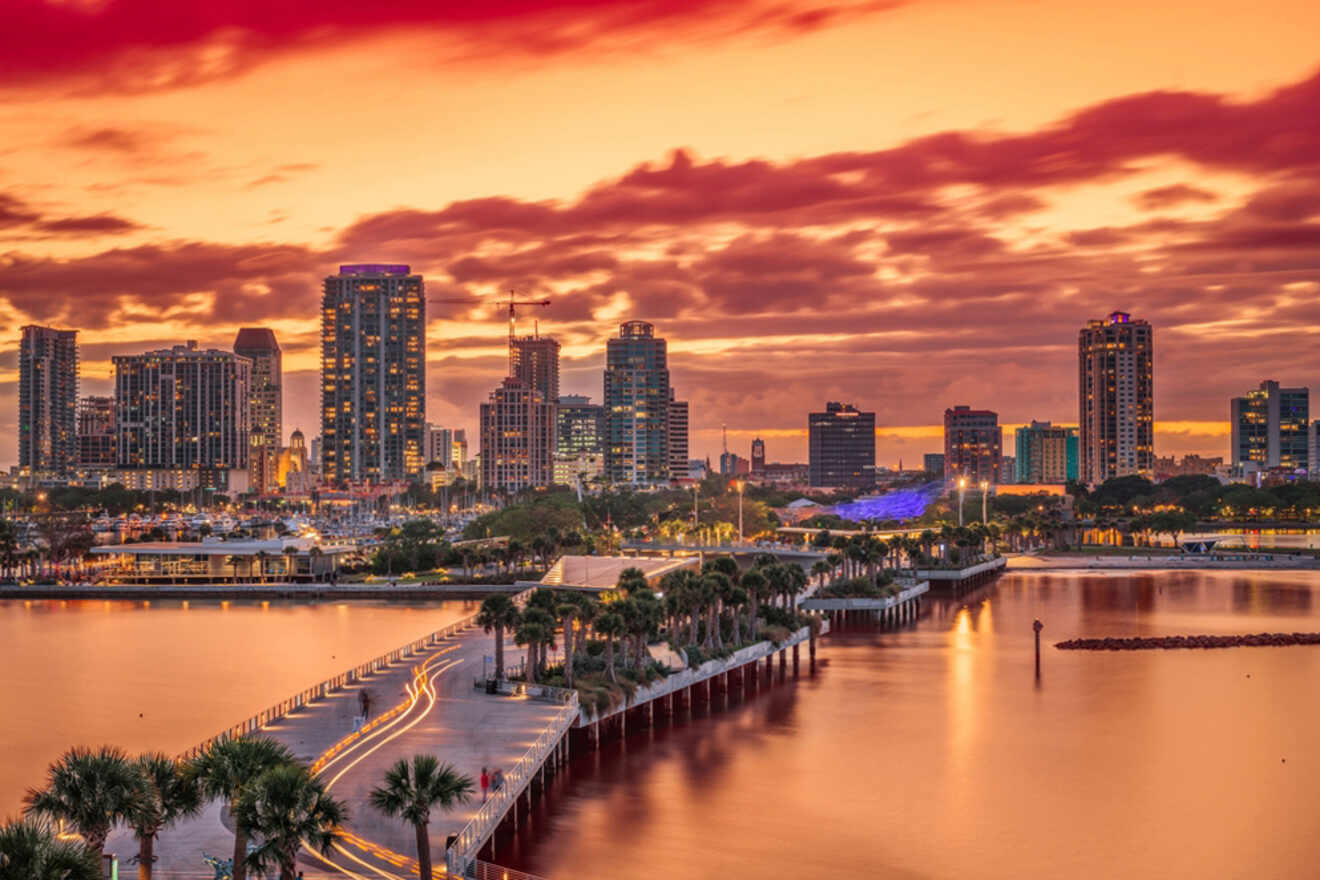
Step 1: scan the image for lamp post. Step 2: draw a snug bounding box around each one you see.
[734,479,745,543]
[957,477,966,527]
[980,480,989,523]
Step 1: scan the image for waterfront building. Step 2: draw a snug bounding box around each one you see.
[1079,311,1154,484]
[77,395,116,469]
[233,327,282,450]
[751,437,766,473]
[923,452,945,476]
[808,402,875,488]
[19,325,78,476]
[510,334,560,403]
[604,321,671,486]
[90,536,351,583]
[557,395,605,456]
[1015,421,1079,484]
[320,264,426,485]
[943,405,1002,485]
[1230,380,1309,471]
[668,394,689,481]
[113,341,250,490]
[480,378,556,492]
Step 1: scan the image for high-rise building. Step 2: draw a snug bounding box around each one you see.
[808,402,875,488]
[1231,380,1309,471]
[480,378,556,492]
[248,430,279,495]
[510,335,560,404]
[425,424,455,466]
[557,395,605,456]
[1079,311,1154,484]
[751,437,766,473]
[233,328,282,449]
[1014,421,1079,484]
[943,406,1002,485]
[668,394,689,482]
[113,341,250,486]
[76,395,116,469]
[923,452,945,476]
[320,264,426,484]
[603,321,671,486]
[1310,423,1320,478]
[453,429,468,467]
[999,455,1017,484]
[19,325,78,475]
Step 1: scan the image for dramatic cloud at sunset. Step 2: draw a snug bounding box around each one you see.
[2,0,1319,465]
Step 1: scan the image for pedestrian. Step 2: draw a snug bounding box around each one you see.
[492,767,504,792]
[480,766,489,803]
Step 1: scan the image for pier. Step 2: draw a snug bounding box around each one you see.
[914,556,1007,595]
[800,580,928,626]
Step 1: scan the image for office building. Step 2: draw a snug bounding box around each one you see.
[113,341,250,487]
[19,325,78,475]
[1231,380,1309,470]
[923,453,945,476]
[320,264,426,484]
[425,424,455,466]
[510,335,560,403]
[751,438,766,473]
[557,395,605,456]
[1079,311,1154,484]
[77,395,116,468]
[668,394,689,481]
[808,402,875,488]
[233,328,282,449]
[480,378,556,492]
[603,321,671,486]
[1015,421,1079,484]
[944,406,1002,485]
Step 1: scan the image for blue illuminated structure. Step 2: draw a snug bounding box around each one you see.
[829,481,943,523]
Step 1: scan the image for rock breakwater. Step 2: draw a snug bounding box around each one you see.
[1055,633,1320,650]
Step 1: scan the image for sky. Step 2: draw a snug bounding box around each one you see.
[2,0,1319,468]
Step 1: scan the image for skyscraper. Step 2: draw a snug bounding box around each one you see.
[1231,380,1309,471]
[808,402,875,488]
[1079,311,1154,484]
[113,341,250,485]
[557,395,604,455]
[19,325,78,475]
[1014,421,1079,484]
[320,264,426,484]
[751,437,766,473]
[510,335,560,403]
[944,406,1002,485]
[77,395,115,469]
[425,424,455,465]
[480,378,556,492]
[604,321,671,485]
[233,328,282,449]
[668,394,689,482]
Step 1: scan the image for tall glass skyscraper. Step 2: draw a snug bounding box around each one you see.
[320,264,426,484]
[19,325,78,476]
[233,327,282,449]
[808,402,875,488]
[1231,380,1309,471]
[1078,311,1154,484]
[604,321,671,486]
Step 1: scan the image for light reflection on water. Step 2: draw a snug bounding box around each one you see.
[0,598,474,817]
[503,571,1320,879]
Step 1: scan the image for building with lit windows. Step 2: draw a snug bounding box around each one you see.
[19,325,78,476]
[1231,380,1308,471]
[668,394,689,482]
[320,264,426,484]
[604,321,671,486]
[943,405,1002,485]
[808,402,875,488]
[510,335,560,403]
[77,395,115,469]
[1079,311,1154,484]
[480,378,556,492]
[113,341,250,490]
[557,395,604,456]
[751,437,766,473]
[1014,421,1079,484]
[233,328,282,451]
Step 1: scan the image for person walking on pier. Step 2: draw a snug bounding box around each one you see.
[480,766,490,802]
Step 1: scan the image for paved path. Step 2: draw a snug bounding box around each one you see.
[106,622,551,879]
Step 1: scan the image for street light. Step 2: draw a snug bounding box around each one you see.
[980,480,989,523]
[957,477,966,527]
[733,479,745,543]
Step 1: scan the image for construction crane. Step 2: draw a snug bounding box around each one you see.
[430,289,551,343]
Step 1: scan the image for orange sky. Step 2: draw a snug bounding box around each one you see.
[3,0,1320,466]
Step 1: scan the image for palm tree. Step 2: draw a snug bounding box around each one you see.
[556,600,579,688]
[368,755,473,880]
[595,610,626,682]
[476,594,522,684]
[127,753,202,880]
[739,568,766,641]
[0,818,100,880]
[237,764,345,880]
[24,745,139,858]
[188,736,297,880]
[810,559,832,587]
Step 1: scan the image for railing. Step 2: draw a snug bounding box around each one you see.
[473,860,551,880]
[176,587,536,761]
[445,692,580,877]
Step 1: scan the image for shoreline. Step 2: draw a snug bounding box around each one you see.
[1007,554,1320,572]
[0,582,523,600]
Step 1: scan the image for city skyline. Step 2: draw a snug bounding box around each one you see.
[2,1,1320,466]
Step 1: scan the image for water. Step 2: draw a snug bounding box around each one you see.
[503,571,1320,879]
[0,598,475,818]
